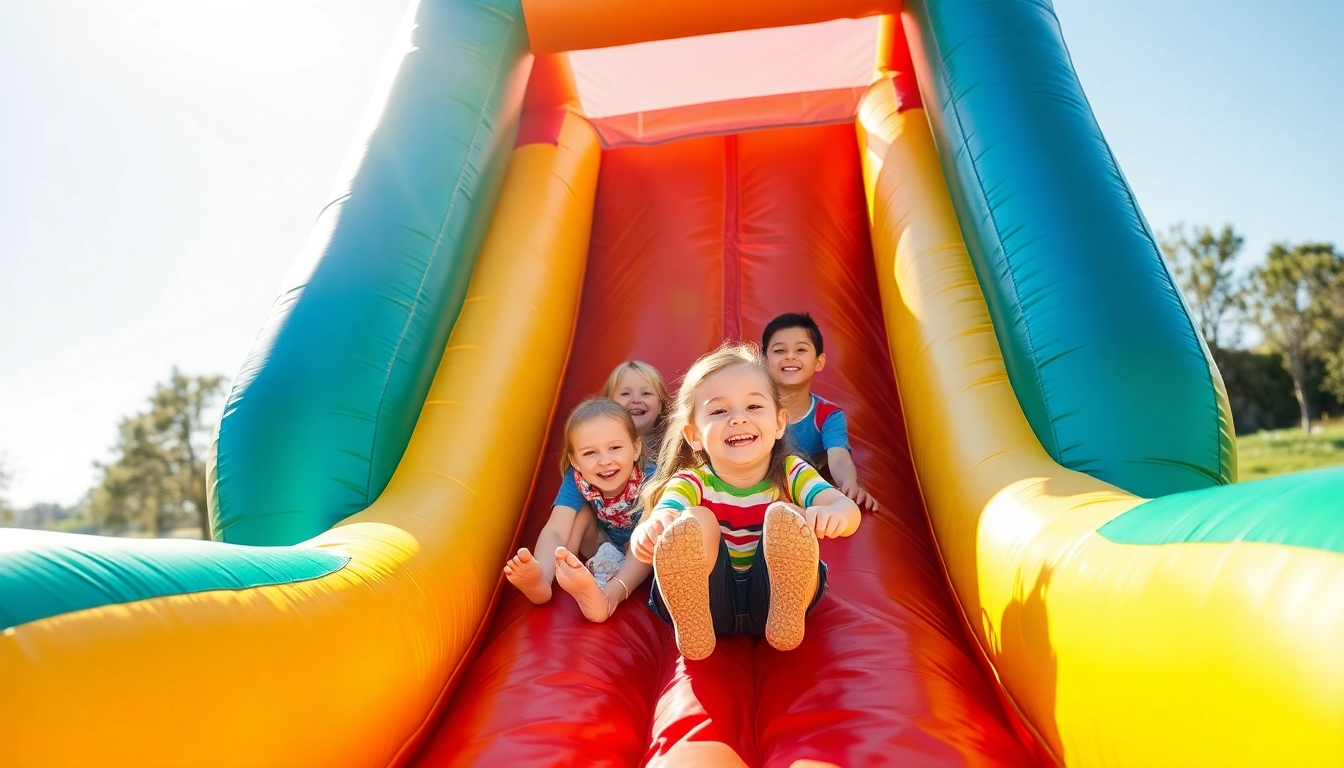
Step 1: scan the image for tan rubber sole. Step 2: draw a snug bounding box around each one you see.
[653,515,716,661]
[762,505,819,652]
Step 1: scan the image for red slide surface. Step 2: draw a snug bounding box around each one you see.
[412,123,1033,766]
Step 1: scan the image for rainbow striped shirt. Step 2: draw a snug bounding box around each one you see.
[652,456,832,572]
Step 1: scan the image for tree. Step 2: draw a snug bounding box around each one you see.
[1327,357,1344,407]
[1248,243,1344,431]
[1322,272,1344,406]
[88,370,226,538]
[1159,223,1247,353]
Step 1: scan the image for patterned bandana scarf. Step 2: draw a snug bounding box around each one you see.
[574,462,644,530]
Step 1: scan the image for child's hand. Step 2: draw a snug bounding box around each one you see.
[632,508,678,564]
[837,478,881,513]
[806,505,849,539]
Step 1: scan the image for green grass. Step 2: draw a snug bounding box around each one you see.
[1236,422,1344,479]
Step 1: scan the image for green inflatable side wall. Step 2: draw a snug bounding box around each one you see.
[209,0,532,545]
[903,0,1236,497]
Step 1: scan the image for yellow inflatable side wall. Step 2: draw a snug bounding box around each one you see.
[0,113,601,768]
[859,76,1344,766]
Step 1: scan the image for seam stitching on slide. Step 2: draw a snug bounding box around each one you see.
[723,134,742,341]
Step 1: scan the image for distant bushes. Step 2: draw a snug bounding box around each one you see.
[1216,349,1341,434]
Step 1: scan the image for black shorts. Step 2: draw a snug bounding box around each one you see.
[648,538,829,637]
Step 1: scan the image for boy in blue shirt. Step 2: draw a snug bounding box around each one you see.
[762,312,878,511]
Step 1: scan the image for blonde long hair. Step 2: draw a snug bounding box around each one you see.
[558,397,644,477]
[642,342,792,512]
[600,360,670,455]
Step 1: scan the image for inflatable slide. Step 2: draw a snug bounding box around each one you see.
[4,1,1343,765]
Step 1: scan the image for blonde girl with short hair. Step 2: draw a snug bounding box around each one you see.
[600,360,670,456]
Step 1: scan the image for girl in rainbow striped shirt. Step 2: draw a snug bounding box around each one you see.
[631,343,861,660]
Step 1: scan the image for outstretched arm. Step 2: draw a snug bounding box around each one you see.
[632,475,705,564]
[827,447,879,511]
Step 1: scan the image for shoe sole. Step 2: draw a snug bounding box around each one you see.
[654,516,716,661]
[762,505,819,652]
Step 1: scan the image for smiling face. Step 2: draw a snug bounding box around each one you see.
[569,417,641,497]
[610,368,663,436]
[683,364,787,477]
[765,326,825,388]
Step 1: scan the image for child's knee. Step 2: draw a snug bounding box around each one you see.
[683,505,718,535]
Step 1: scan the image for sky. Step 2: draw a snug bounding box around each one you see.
[1,1,1342,508]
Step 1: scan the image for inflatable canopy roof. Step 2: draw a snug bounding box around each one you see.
[4,1,1344,765]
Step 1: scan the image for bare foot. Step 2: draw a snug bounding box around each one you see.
[503,548,551,604]
[555,547,613,623]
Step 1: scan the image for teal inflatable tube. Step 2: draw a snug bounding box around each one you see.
[902,0,1235,497]
[1099,465,1344,553]
[209,0,532,545]
[0,530,348,630]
